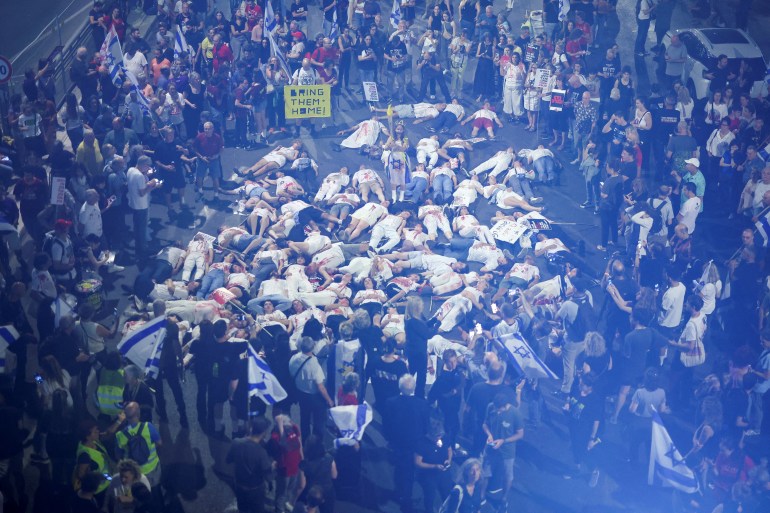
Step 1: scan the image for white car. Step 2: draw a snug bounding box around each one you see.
[662,28,768,101]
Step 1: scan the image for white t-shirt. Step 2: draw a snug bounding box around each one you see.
[31,269,57,300]
[126,168,149,210]
[679,196,701,234]
[508,262,540,282]
[79,202,103,237]
[444,103,465,119]
[123,51,148,78]
[659,282,686,328]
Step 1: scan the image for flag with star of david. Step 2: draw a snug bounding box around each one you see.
[99,25,124,86]
[497,332,557,380]
[648,407,699,494]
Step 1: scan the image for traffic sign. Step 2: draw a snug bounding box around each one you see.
[0,55,12,84]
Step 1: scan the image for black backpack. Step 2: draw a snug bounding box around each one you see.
[565,295,596,342]
[125,423,151,465]
[41,233,65,261]
[646,198,667,234]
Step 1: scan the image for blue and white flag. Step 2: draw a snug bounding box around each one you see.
[100,25,124,86]
[174,24,190,61]
[124,70,152,114]
[329,402,373,448]
[264,0,277,34]
[267,31,292,79]
[558,0,571,22]
[498,332,558,380]
[0,325,19,373]
[118,316,167,380]
[329,9,339,40]
[247,343,288,405]
[648,408,699,494]
[390,0,402,29]
[755,207,770,248]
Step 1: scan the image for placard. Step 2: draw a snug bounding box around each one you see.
[524,43,540,63]
[490,219,529,245]
[535,68,551,89]
[211,287,236,305]
[362,81,379,102]
[549,88,565,111]
[50,176,67,205]
[284,85,331,119]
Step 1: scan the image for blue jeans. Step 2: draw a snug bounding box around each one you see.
[433,175,453,202]
[197,268,225,299]
[507,175,534,200]
[247,295,293,314]
[405,177,429,202]
[533,156,555,182]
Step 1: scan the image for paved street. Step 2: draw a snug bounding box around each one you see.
[9,1,769,512]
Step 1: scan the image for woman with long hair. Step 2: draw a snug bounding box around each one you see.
[60,93,87,152]
[473,34,496,102]
[704,90,728,127]
[183,72,205,140]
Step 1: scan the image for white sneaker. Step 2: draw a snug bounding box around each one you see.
[744,429,761,436]
[589,469,600,487]
[108,265,125,273]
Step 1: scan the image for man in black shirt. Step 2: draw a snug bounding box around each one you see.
[70,47,98,107]
[417,51,451,103]
[290,0,309,32]
[705,54,735,95]
[226,416,274,513]
[385,36,410,102]
[383,374,430,513]
[652,95,681,180]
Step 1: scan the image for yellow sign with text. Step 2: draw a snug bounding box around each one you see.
[284,85,331,119]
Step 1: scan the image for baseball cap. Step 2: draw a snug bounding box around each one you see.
[54,219,73,230]
[684,158,700,167]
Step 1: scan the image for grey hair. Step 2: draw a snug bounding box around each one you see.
[352,310,371,329]
[405,296,424,320]
[398,374,416,396]
[300,336,316,354]
[458,458,482,486]
[123,364,144,381]
[136,155,153,168]
[584,332,606,357]
[339,321,354,340]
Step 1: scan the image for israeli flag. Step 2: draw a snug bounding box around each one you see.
[390,0,402,29]
[648,408,699,494]
[174,24,190,61]
[558,0,571,22]
[329,402,373,448]
[118,316,167,380]
[267,31,292,79]
[0,325,19,373]
[247,343,288,405]
[264,0,277,34]
[498,332,557,380]
[99,25,124,86]
[124,70,152,114]
[329,9,339,40]
[755,206,770,248]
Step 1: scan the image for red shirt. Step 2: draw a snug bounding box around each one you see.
[244,4,263,30]
[212,44,234,73]
[337,389,358,406]
[269,425,302,476]
[194,132,223,157]
[311,47,338,68]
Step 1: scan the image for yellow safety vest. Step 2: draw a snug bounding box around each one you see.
[116,422,159,476]
[75,442,111,494]
[96,368,125,416]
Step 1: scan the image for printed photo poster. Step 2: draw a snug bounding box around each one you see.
[535,67,551,89]
[549,88,566,111]
[524,43,540,63]
[490,219,529,245]
[363,81,379,102]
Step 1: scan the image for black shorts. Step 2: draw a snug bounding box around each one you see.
[235,485,266,513]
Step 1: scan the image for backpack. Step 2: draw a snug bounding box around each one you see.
[42,232,65,261]
[565,294,596,343]
[438,485,464,513]
[125,423,151,465]
[647,198,667,234]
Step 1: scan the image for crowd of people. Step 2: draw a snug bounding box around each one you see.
[2,1,770,513]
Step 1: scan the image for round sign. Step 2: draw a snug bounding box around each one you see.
[0,55,13,85]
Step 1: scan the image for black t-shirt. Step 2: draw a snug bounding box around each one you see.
[621,327,667,382]
[71,495,101,513]
[227,438,273,488]
[386,39,409,73]
[370,357,409,405]
[567,391,603,441]
[655,107,681,141]
[154,139,182,168]
[722,387,749,436]
[466,382,508,425]
[427,367,463,414]
[322,0,336,21]
[709,64,729,93]
[290,0,309,21]
[416,435,450,466]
